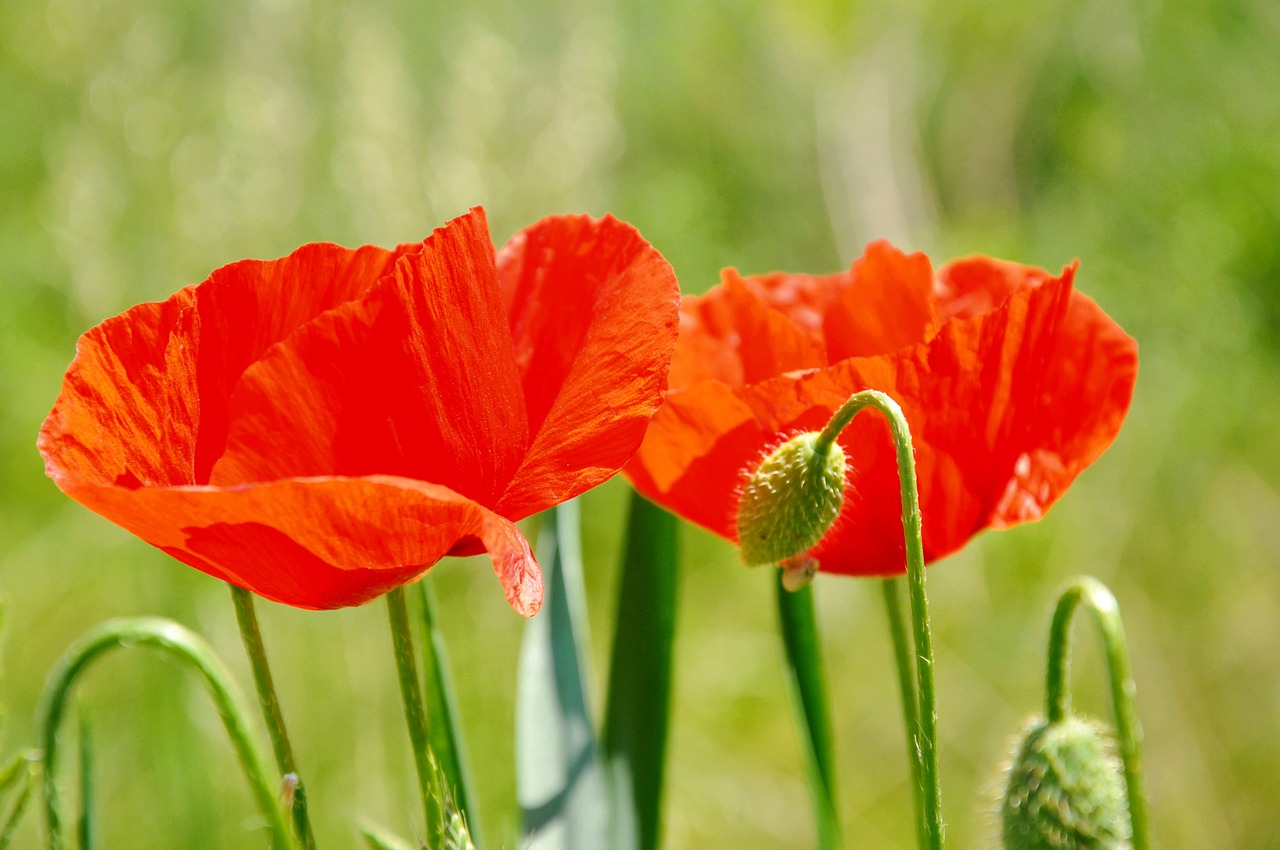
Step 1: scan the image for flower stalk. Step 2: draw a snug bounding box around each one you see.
[816,389,944,850]
[1044,577,1151,850]
[386,587,446,848]
[36,617,295,850]
[230,586,317,850]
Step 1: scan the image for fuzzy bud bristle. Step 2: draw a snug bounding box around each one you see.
[736,433,846,567]
[1000,715,1132,850]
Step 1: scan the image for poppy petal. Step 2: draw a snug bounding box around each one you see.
[38,241,408,492]
[669,275,827,390]
[62,475,543,615]
[493,214,680,519]
[213,208,530,509]
[935,255,1058,322]
[627,261,1138,577]
[820,241,940,361]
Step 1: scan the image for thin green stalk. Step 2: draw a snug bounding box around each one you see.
[1044,577,1151,850]
[817,390,943,850]
[386,587,444,848]
[416,581,482,849]
[775,575,841,850]
[230,586,316,850]
[36,617,294,850]
[0,755,35,850]
[76,713,93,850]
[881,579,927,850]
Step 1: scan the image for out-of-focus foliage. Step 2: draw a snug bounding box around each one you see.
[2,0,1278,847]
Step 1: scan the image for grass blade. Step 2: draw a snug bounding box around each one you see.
[515,501,609,850]
[776,574,840,850]
[601,492,678,850]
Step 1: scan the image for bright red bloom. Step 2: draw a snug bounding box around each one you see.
[626,242,1138,576]
[40,208,679,615]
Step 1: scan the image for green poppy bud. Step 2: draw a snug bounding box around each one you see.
[736,432,846,567]
[1001,715,1132,850]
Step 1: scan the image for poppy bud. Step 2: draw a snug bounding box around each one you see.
[736,432,846,567]
[1000,715,1132,850]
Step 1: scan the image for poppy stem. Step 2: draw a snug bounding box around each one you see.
[817,389,944,850]
[35,617,296,850]
[881,578,928,850]
[386,586,446,848]
[1044,577,1151,850]
[229,586,318,850]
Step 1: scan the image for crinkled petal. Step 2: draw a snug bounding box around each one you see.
[213,208,529,509]
[821,241,939,361]
[63,476,543,615]
[731,241,939,360]
[627,264,1138,576]
[669,275,826,389]
[38,241,409,491]
[935,255,1058,322]
[493,214,679,519]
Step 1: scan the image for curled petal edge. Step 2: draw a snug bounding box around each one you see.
[60,475,544,616]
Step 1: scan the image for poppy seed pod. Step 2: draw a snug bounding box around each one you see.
[736,432,846,567]
[1001,715,1132,850]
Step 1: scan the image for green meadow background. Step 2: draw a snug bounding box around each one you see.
[3,0,1279,847]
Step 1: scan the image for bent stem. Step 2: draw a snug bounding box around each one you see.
[386,586,445,848]
[1044,577,1151,850]
[230,586,317,850]
[36,617,294,850]
[817,389,943,850]
[775,575,841,850]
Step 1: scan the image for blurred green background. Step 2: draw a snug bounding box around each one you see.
[3,0,1279,847]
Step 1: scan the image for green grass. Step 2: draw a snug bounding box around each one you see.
[3,0,1279,846]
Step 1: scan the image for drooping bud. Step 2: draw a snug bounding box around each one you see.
[1000,715,1132,850]
[736,432,846,567]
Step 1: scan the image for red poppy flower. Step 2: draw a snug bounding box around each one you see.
[39,207,679,616]
[625,241,1137,576]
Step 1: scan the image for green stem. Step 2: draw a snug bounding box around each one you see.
[0,755,35,850]
[775,574,841,850]
[818,390,943,850]
[36,617,294,850]
[230,586,317,850]
[386,587,444,847]
[416,581,482,848]
[1044,577,1151,850]
[881,579,927,850]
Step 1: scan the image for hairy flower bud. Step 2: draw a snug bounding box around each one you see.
[736,433,846,567]
[1001,715,1132,850]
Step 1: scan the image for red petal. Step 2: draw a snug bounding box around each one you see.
[727,268,847,339]
[935,255,1058,322]
[821,241,940,361]
[64,476,542,615]
[669,275,827,390]
[213,208,529,509]
[493,214,680,519]
[627,262,1138,577]
[38,242,406,492]
[625,380,767,540]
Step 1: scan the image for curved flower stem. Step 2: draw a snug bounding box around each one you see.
[229,586,317,850]
[881,579,927,850]
[817,390,943,850]
[774,574,841,850]
[386,586,444,848]
[1044,577,1151,850]
[36,617,295,850]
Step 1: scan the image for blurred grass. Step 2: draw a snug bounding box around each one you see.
[2,0,1279,847]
